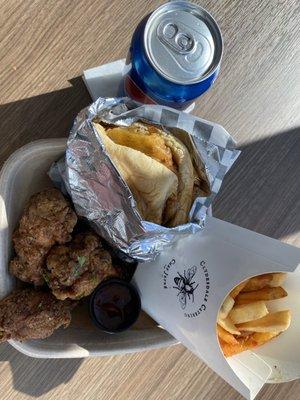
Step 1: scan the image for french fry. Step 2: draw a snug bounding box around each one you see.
[235,286,287,305]
[242,274,274,292]
[218,272,290,357]
[229,301,268,324]
[251,331,279,344]
[220,341,244,357]
[217,325,239,345]
[218,317,241,335]
[268,273,287,287]
[238,330,253,338]
[230,280,249,299]
[220,332,279,357]
[242,273,287,292]
[220,335,256,357]
[218,295,235,319]
[236,310,291,333]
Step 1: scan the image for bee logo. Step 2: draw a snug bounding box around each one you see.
[173,266,199,310]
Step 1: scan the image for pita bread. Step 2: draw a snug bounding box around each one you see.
[94,123,178,225]
[106,125,175,173]
[161,130,194,226]
[104,123,195,226]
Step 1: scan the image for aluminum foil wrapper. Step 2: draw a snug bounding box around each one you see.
[49,97,240,262]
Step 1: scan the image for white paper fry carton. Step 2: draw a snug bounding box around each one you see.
[133,216,300,399]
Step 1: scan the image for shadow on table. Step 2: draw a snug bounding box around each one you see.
[0,342,83,397]
[0,76,91,166]
[214,126,300,241]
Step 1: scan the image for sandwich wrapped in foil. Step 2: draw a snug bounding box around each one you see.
[49,97,240,261]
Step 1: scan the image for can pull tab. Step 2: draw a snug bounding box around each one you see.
[158,22,195,54]
[156,18,214,73]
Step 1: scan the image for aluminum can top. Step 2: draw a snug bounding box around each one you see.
[144,1,223,84]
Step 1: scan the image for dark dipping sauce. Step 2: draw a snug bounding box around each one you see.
[89,278,141,333]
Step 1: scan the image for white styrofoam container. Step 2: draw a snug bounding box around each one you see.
[0,139,177,358]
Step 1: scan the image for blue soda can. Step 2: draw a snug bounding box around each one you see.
[123,1,223,110]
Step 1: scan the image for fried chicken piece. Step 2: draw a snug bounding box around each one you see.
[0,288,76,343]
[45,231,119,300]
[10,188,77,286]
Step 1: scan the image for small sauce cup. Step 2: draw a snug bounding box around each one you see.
[89,278,141,333]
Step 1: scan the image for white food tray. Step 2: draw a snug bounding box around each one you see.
[0,139,177,358]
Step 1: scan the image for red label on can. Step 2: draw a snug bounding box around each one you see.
[124,74,156,105]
